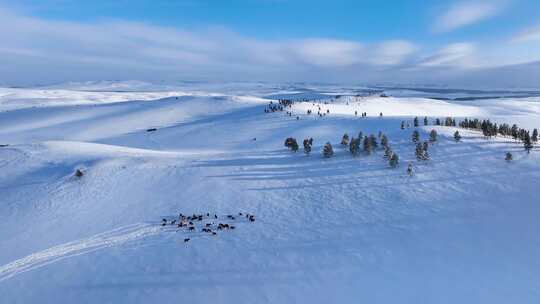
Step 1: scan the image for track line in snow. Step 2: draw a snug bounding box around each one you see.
[0,223,160,282]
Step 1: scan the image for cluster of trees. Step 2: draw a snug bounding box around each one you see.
[264,99,294,113]
[406,114,537,157]
[411,130,431,160]
[285,131,400,168]
[403,116,456,130]
[459,118,537,153]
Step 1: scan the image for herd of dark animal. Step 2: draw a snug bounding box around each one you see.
[160,212,256,243]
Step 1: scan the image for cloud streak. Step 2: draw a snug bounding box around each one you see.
[434,1,503,33]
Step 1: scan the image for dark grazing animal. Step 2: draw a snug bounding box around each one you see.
[184,238,190,242]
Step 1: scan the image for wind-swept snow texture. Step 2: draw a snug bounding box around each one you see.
[1,83,540,303]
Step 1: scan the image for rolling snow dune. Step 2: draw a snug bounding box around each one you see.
[0,85,539,303]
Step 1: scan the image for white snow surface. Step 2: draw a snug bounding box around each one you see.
[1,83,540,303]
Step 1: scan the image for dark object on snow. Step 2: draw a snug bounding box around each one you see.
[147,128,157,132]
[505,152,513,161]
[249,215,255,222]
[284,137,299,152]
[323,142,334,158]
[184,238,190,242]
[75,169,84,178]
[0,144,8,147]
[189,226,195,231]
[212,232,217,235]
[171,220,176,225]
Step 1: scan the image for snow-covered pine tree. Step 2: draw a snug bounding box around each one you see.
[454,130,462,142]
[303,138,312,155]
[381,134,389,148]
[349,137,360,156]
[389,153,399,168]
[415,143,424,160]
[422,141,430,160]
[412,130,420,143]
[407,163,413,176]
[414,117,419,127]
[291,139,299,152]
[511,124,519,141]
[369,134,378,149]
[323,142,334,158]
[524,132,533,153]
[429,129,437,142]
[341,133,349,146]
[363,136,372,154]
[384,146,392,159]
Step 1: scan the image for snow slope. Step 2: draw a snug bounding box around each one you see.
[0,84,539,303]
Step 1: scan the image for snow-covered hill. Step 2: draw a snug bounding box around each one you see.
[0,83,539,303]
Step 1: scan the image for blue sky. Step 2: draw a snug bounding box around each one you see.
[1,0,540,87]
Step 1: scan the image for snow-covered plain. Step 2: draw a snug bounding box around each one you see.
[1,82,539,303]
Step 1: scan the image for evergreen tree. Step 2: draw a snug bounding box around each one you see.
[454,130,462,142]
[414,116,419,127]
[401,121,405,130]
[323,142,334,158]
[349,137,360,156]
[505,152,513,161]
[384,146,393,159]
[369,134,378,149]
[412,130,420,143]
[511,124,519,141]
[415,143,427,160]
[381,134,389,148]
[363,136,373,154]
[303,138,312,155]
[429,129,438,142]
[424,116,428,126]
[435,118,441,126]
[284,137,298,150]
[407,163,413,176]
[533,128,538,143]
[291,139,299,152]
[389,153,399,168]
[423,141,429,153]
[524,132,533,153]
[341,133,350,146]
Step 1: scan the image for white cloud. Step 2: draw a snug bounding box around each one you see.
[1,5,540,87]
[511,25,540,43]
[419,43,475,67]
[434,1,503,33]
[291,39,364,67]
[372,40,417,65]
